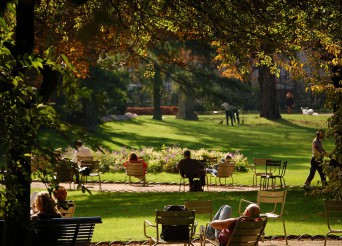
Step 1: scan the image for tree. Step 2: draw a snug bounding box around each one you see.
[1,2,341,246]
[0,1,91,245]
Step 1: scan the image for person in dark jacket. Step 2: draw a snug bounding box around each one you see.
[176,150,205,191]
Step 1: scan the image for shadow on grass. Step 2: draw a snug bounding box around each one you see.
[75,188,326,227]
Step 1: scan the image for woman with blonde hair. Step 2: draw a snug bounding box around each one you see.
[31,191,62,220]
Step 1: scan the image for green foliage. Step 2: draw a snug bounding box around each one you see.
[55,66,129,131]
[61,145,249,174]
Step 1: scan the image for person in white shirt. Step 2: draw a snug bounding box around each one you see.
[71,140,92,163]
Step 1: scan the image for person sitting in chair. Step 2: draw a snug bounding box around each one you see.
[124,152,148,180]
[71,140,92,163]
[176,150,206,191]
[207,154,232,175]
[31,191,62,220]
[205,203,260,245]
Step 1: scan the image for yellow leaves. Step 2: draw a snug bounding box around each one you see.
[307,84,335,94]
[218,64,242,80]
[211,41,220,46]
[332,58,341,66]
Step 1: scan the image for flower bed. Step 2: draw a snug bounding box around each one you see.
[64,146,249,174]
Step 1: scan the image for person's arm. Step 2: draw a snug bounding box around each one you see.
[210,218,236,230]
[71,150,78,163]
[176,160,181,170]
[313,141,327,157]
[143,161,148,173]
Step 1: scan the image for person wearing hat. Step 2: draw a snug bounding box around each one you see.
[304,130,328,189]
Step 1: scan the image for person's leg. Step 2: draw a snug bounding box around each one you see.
[206,205,232,239]
[229,111,234,126]
[200,173,206,187]
[225,111,229,125]
[188,178,194,191]
[71,163,80,183]
[235,110,240,124]
[304,158,318,187]
[316,163,327,186]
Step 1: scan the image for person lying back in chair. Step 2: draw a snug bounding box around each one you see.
[205,203,260,245]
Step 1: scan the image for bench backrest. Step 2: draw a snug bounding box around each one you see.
[31,216,102,246]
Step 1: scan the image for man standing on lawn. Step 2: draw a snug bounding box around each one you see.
[221,102,234,126]
[304,130,328,190]
[177,150,206,191]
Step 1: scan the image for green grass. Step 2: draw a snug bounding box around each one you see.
[40,113,334,187]
[31,188,330,242]
[92,114,333,186]
[35,113,336,242]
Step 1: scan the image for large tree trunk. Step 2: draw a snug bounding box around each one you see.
[258,65,281,119]
[152,67,162,120]
[176,88,198,120]
[330,64,342,165]
[3,1,34,245]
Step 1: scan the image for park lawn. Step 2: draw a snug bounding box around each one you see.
[39,188,328,242]
[32,114,337,242]
[39,113,334,187]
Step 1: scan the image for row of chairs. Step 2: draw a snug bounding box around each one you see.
[56,156,286,191]
[144,190,288,246]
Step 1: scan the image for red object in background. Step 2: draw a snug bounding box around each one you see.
[53,186,67,202]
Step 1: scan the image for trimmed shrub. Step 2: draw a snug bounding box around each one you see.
[125,106,178,115]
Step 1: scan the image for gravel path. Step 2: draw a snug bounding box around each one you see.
[32,181,259,192]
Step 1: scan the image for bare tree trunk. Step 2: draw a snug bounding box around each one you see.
[152,67,162,120]
[176,88,198,120]
[258,65,281,119]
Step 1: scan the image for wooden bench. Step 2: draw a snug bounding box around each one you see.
[0,216,102,246]
[31,216,102,245]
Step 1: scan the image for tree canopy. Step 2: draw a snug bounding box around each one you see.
[0,0,341,245]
